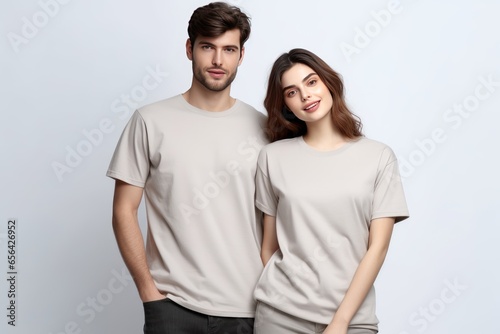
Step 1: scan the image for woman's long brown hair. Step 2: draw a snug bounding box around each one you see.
[264,48,363,142]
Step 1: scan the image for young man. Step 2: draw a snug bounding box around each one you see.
[106,3,267,333]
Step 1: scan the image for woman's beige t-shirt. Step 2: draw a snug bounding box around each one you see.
[254,136,409,330]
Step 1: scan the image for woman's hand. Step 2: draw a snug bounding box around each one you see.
[323,322,348,334]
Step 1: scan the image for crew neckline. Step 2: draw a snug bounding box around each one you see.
[179,94,238,118]
[297,136,363,156]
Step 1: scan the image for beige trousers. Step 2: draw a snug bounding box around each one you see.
[254,302,378,334]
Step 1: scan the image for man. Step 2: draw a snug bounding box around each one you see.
[106,2,267,333]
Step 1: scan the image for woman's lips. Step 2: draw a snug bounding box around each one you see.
[304,100,320,113]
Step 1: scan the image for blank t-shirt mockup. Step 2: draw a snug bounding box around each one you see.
[254,136,409,331]
[107,94,267,317]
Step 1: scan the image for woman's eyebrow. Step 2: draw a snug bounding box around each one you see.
[282,72,317,92]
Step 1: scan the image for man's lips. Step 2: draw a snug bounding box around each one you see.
[304,100,320,112]
[207,68,226,78]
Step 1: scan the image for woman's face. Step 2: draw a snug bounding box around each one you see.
[281,63,333,124]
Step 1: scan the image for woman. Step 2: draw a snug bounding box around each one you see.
[253,48,409,334]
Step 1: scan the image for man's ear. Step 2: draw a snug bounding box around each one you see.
[238,46,245,66]
[186,38,193,60]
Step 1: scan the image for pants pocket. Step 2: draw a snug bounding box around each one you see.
[143,298,170,334]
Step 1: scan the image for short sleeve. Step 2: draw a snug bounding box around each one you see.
[255,148,278,216]
[371,147,410,223]
[106,110,150,187]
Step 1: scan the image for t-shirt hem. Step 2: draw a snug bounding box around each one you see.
[255,299,378,330]
[167,296,255,318]
[106,170,145,188]
[348,324,379,331]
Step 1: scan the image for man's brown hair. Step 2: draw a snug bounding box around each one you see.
[188,2,251,49]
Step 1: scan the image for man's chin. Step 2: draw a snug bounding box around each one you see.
[203,80,231,92]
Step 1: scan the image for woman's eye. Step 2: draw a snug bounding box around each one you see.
[308,79,317,86]
[286,90,297,98]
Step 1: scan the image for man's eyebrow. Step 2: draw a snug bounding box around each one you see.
[197,41,240,50]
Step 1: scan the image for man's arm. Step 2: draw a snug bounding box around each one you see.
[112,179,165,302]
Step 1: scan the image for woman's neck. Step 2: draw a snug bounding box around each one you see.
[303,116,347,151]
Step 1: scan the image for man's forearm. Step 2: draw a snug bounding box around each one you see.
[112,210,162,302]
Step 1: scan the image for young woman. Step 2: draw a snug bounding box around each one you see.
[253,48,409,334]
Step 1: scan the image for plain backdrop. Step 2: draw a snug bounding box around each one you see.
[1,0,499,333]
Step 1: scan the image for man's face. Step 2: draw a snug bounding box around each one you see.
[186,29,244,92]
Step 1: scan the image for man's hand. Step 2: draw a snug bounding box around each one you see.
[140,289,167,303]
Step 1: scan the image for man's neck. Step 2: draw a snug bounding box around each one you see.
[182,83,236,112]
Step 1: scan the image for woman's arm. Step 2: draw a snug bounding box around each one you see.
[324,217,395,334]
[261,214,279,266]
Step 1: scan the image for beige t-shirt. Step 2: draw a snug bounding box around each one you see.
[254,136,409,330]
[107,94,267,317]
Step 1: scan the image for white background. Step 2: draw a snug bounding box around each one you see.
[1,0,499,333]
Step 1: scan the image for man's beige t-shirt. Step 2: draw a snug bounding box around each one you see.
[254,136,409,330]
[107,94,267,317]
